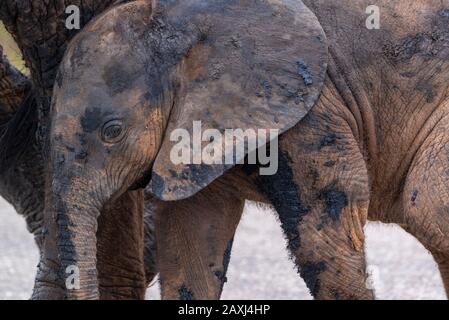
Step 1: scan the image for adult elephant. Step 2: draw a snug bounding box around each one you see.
[34,0,449,300]
[0,44,44,247]
[0,3,157,299]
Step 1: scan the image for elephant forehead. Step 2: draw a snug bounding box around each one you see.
[59,41,141,86]
[55,42,149,115]
[58,2,150,85]
[101,57,145,96]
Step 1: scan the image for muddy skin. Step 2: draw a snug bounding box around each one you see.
[80,107,113,134]
[411,190,419,206]
[30,0,326,300]
[296,60,314,86]
[149,0,444,301]
[301,3,449,300]
[323,160,336,168]
[154,173,245,300]
[143,193,158,285]
[97,190,147,300]
[1,1,158,300]
[256,151,311,252]
[103,59,143,96]
[146,0,328,200]
[0,77,46,246]
[300,261,327,297]
[319,133,338,149]
[0,0,129,149]
[0,125,45,246]
[319,184,348,222]
[263,85,374,299]
[0,91,38,174]
[222,239,234,282]
[0,45,30,124]
[178,285,194,301]
[12,0,449,301]
[214,238,234,294]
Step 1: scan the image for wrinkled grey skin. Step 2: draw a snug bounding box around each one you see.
[32,0,327,300]
[0,136,157,299]
[1,0,159,299]
[0,90,158,300]
[36,0,449,302]
[0,118,45,249]
[0,49,45,249]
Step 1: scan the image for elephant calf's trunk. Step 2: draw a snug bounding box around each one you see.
[33,190,101,300]
[57,201,101,300]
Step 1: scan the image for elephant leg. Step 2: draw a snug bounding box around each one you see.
[401,110,449,298]
[0,142,45,250]
[143,193,161,287]
[257,94,374,300]
[96,190,147,300]
[287,197,373,300]
[154,179,245,300]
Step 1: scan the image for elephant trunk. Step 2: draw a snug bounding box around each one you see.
[56,194,100,300]
[32,152,102,300]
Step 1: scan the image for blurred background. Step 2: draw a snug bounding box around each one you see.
[0,24,447,300]
[0,22,28,75]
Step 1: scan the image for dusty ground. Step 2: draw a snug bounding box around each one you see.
[0,198,445,300]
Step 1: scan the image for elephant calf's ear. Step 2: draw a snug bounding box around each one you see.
[148,0,328,201]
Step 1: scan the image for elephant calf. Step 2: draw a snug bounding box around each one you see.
[33,0,449,300]
[0,8,158,300]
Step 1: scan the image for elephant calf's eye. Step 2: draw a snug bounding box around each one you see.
[101,120,125,143]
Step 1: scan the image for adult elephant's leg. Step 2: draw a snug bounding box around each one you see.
[258,85,374,300]
[96,190,147,300]
[154,177,245,300]
[0,138,45,250]
[0,89,45,249]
